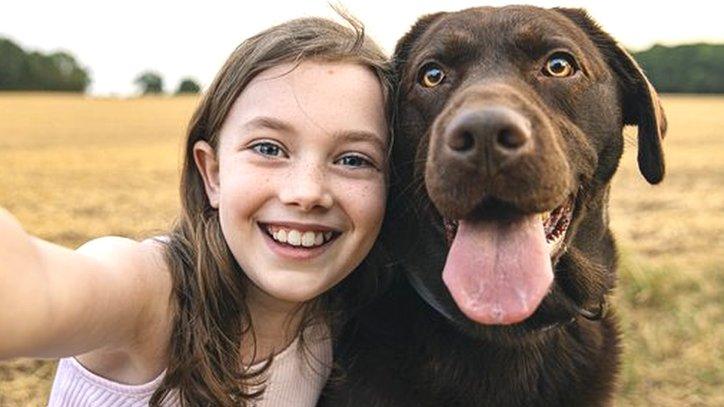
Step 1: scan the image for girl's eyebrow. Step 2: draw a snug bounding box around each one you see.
[244,115,386,151]
[333,130,387,152]
[243,116,294,133]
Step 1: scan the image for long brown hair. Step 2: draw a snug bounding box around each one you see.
[150,13,394,407]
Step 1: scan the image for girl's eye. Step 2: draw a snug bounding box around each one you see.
[336,154,374,169]
[250,142,286,158]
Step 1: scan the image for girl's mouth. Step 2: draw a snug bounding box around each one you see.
[261,223,339,248]
[257,222,342,260]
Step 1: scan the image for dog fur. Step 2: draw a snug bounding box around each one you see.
[320,6,666,406]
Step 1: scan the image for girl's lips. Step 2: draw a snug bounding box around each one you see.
[258,223,338,261]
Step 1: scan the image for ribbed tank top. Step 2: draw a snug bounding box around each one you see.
[47,325,332,406]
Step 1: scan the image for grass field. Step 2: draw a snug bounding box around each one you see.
[0,93,722,406]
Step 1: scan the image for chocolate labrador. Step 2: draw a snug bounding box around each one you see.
[320,6,666,407]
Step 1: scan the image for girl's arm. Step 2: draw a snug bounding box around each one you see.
[0,208,168,360]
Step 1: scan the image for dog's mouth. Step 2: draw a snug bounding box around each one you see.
[440,195,575,326]
[444,197,574,259]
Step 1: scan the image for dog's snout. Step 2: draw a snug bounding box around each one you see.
[444,107,532,162]
[497,126,528,150]
[427,92,570,218]
[447,128,475,152]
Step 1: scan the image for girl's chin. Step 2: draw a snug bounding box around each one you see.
[249,270,336,304]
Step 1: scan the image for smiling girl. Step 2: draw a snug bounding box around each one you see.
[0,15,393,406]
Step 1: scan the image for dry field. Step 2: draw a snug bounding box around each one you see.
[0,93,722,406]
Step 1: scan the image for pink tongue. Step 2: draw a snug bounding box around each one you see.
[442,215,553,325]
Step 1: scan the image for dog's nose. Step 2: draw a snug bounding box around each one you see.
[445,107,532,162]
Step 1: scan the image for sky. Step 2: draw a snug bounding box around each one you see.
[2,0,723,95]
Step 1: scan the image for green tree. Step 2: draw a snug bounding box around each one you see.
[48,52,91,91]
[0,37,90,92]
[633,43,724,93]
[176,78,201,94]
[0,39,27,90]
[134,71,164,94]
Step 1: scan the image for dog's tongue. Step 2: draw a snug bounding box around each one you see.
[442,215,553,325]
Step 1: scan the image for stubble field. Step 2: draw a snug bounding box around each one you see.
[0,94,721,405]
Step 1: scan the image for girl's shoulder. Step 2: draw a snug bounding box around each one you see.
[73,235,175,383]
[75,235,172,298]
[77,235,169,272]
[78,233,174,322]
[77,235,172,307]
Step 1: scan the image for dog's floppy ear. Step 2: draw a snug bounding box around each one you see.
[393,12,447,74]
[555,8,667,184]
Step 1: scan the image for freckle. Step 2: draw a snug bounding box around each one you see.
[327,69,335,75]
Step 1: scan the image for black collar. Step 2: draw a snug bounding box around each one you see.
[406,271,608,333]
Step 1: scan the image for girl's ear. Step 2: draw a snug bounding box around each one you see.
[193,140,221,208]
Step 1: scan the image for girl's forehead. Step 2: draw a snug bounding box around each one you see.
[220,61,387,145]
[242,61,383,114]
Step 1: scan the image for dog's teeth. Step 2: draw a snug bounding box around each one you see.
[324,231,333,241]
[314,232,324,246]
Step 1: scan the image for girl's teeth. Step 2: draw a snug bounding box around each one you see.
[287,230,302,246]
[301,231,315,247]
[267,226,334,247]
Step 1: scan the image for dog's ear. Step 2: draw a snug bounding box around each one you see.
[393,12,447,74]
[555,8,667,184]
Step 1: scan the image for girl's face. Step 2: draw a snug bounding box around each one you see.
[195,61,387,305]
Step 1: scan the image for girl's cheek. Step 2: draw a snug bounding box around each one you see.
[339,179,387,226]
[220,162,274,207]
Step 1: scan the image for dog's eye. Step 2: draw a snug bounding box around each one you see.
[418,63,446,88]
[544,53,577,77]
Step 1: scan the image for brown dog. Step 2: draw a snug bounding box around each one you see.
[320,6,666,407]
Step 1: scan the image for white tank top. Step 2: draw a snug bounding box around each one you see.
[47,325,332,406]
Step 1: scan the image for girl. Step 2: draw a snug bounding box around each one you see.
[0,15,393,406]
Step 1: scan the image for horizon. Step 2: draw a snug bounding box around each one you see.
[3,0,723,96]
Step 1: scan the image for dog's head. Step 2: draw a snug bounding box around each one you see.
[389,6,666,341]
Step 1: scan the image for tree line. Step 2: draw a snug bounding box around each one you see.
[0,38,90,92]
[2,37,723,94]
[133,71,200,95]
[633,43,724,93]
[0,37,200,94]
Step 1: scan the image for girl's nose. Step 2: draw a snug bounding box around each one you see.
[278,163,334,211]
